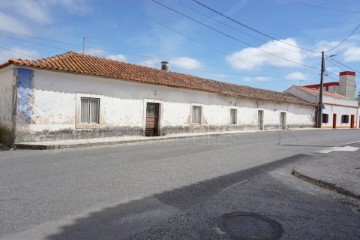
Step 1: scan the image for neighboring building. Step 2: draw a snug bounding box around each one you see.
[304,71,356,100]
[0,51,316,146]
[286,85,359,129]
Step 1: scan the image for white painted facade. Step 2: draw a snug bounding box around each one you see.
[286,85,359,129]
[0,67,317,143]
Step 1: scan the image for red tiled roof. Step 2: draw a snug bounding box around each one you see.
[340,71,355,76]
[304,82,339,88]
[1,51,314,106]
[293,85,349,99]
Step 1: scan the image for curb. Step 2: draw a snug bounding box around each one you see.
[14,133,226,150]
[14,128,357,150]
[292,169,360,201]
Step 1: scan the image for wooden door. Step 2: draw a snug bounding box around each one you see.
[333,114,337,129]
[280,112,286,130]
[350,115,355,128]
[145,103,159,136]
[258,110,264,130]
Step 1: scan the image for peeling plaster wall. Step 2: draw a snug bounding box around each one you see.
[19,69,316,142]
[0,66,14,128]
[0,66,15,145]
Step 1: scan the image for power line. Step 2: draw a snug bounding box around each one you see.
[0,29,80,47]
[118,0,226,55]
[151,0,319,70]
[176,1,266,43]
[0,46,38,59]
[176,1,306,55]
[329,58,360,74]
[326,23,360,52]
[191,0,318,53]
[284,0,360,14]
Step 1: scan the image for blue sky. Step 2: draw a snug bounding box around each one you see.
[0,0,359,92]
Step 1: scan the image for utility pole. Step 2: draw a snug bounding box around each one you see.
[317,51,325,128]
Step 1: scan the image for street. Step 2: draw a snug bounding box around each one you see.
[0,129,360,239]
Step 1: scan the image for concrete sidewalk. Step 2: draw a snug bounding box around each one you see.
[292,142,360,200]
[14,128,319,150]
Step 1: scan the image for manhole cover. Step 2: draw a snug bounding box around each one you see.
[218,212,283,240]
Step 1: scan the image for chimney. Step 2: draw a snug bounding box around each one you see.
[161,61,169,71]
[339,71,356,99]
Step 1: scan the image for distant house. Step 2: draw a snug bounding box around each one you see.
[0,51,316,146]
[303,71,356,100]
[286,85,359,129]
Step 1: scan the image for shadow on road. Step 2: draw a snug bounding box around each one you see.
[46,154,307,240]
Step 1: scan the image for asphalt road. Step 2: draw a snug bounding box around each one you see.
[0,129,359,239]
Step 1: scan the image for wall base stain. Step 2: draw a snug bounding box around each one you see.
[16,126,143,142]
[0,125,14,147]
[15,124,316,143]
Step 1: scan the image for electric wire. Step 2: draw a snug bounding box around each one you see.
[176,1,307,55]
[0,46,38,59]
[326,23,360,53]
[283,0,360,14]
[151,0,319,70]
[328,58,360,74]
[191,0,318,53]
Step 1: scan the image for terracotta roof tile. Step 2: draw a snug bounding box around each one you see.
[294,85,350,99]
[2,51,314,106]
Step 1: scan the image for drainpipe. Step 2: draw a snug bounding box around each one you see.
[10,68,18,148]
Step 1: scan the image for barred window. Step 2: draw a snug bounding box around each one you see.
[192,106,202,124]
[322,114,329,123]
[341,115,349,124]
[81,97,100,124]
[230,109,237,124]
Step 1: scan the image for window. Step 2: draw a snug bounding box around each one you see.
[322,114,329,123]
[230,109,237,124]
[192,106,202,124]
[81,97,100,124]
[341,115,349,124]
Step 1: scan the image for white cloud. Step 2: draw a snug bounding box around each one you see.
[170,57,202,70]
[242,76,270,82]
[0,47,39,62]
[0,0,91,25]
[0,0,51,24]
[138,57,161,68]
[85,48,106,56]
[226,38,304,71]
[343,47,360,62]
[107,54,127,62]
[0,12,31,35]
[285,72,308,81]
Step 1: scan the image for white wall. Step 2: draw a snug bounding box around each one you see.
[322,104,358,128]
[0,66,14,129]
[21,69,316,141]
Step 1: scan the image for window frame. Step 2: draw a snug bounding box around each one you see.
[191,105,203,125]
[322,114,329,123]
[230,108,237,125]
[341,115,349,124]
[81,97,100,124]
[76,94,103,129]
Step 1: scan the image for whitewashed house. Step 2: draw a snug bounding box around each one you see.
[0,51,316,146]
[286,85,359,129]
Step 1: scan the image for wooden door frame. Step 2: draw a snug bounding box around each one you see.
[332,114,337,129]
[280,112,286,130]
[350,114,355,128]
[143,100,162,136]
[258,110,264,130]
